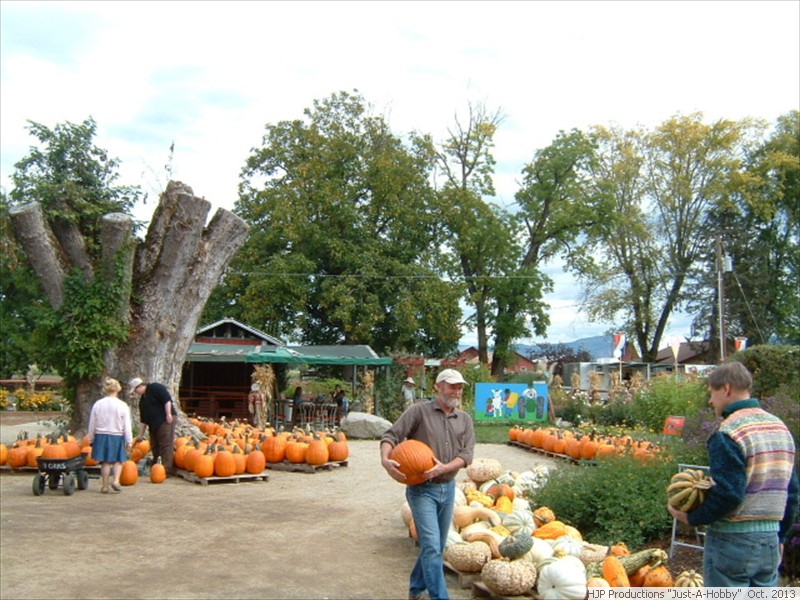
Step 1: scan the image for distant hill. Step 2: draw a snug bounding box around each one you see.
[460,335,614,361]
[514,335,612,361]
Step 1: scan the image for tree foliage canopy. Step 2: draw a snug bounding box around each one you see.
[207,91,462,355]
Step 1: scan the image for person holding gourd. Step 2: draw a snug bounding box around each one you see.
[86,377,133,494]
[380,368,476,600]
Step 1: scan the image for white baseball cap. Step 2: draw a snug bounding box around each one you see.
[435,369,467,385]
[128,377,144,391]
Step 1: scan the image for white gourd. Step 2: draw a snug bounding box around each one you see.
[536,555,587,600]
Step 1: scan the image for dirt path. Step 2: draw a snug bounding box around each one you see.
[0,425,559,600]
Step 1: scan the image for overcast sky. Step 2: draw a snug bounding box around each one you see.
[2,1,798,350]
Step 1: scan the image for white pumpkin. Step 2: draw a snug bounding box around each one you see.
[481,558,538,596]
[536,555,587,600]
[444,541,492,573]
[549,534,583,558]
[511,497,531,513]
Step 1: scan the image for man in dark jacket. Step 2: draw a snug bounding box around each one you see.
[130,377,177,474]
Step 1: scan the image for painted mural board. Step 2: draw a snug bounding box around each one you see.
[474,382,549,422]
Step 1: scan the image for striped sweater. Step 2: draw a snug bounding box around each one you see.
[719,406,795,523]
[688,399,799,541]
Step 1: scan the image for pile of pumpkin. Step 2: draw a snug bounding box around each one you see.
[180,417,350,476]
[397,456,703,598]
[508,425,661,462]
[1,418,351,485]
[0,431,164,485]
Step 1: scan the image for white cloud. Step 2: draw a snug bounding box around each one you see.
[2,0,797,344]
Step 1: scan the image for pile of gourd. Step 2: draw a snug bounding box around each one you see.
[399,457,702,598]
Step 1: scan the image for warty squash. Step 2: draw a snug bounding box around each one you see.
[444,541,492,573]
[481,559,538,597]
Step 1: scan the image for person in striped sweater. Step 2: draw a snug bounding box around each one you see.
[669,361,799,587]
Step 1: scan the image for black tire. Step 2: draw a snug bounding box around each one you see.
[32,473,46,496]
[77,470,89,490]
[48,473,61,490]
[63,473,76,496]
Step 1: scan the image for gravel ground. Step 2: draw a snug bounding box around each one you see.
[1,413,561,600]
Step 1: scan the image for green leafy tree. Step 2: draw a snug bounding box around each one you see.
[212,91,462,355]
[432,103,553,376]
[575,114,754,361]
[688,111,799,346]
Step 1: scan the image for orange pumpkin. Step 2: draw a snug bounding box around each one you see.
[305,435,329,466]
[150,457,167,483]
[0,443,8,466]
[7,445,28,469]
[245,449,266,474]
[213,447,236,477]
[193,449,215,478]
[328,438,349,462]
[41,442,68,460]
[388,439,435,486]
[285,441,309,464]
[261,435,287,463]
[120,460,139,485]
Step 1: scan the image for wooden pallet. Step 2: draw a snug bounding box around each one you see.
[174,468,270,485]
[444,562,482,589]
[265,459,348,473]
[506,441,597,466]
[471,581,539,600]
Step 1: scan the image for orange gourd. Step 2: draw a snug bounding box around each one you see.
[285,440,309,464]
[0,443,7,466]
[643,565,673,587]
[533,520,567,540]
[602,556,630,587]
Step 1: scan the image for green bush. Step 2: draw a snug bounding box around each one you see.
[632,374,708,432]
[528,455,676,548]
[730,344,800,400]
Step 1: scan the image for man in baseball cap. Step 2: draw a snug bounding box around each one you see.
[380,367,474,600]
[435,368,467,385]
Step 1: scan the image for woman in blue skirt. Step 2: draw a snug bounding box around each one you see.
[87,378,133,493]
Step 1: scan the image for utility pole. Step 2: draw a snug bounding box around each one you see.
[716,234,732,363]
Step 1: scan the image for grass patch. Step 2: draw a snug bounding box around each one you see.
[475,421,524,443]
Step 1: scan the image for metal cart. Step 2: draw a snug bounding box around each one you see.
[33,453,90,496]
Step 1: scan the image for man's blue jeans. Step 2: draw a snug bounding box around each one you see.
[704,529,780,587]
[406,480,455,600]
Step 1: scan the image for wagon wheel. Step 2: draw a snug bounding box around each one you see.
[77,470,89,490]
[32,473,46,496]
[48,473,61,490]
[63,473,76,496]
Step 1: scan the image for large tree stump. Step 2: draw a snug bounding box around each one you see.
[9,181,250,434]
